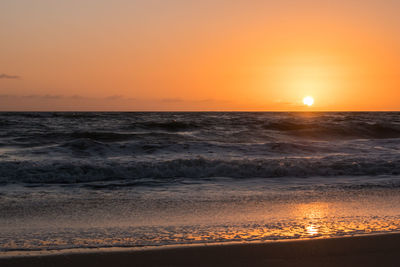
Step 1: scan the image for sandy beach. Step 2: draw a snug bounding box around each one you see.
[1,233,400,267]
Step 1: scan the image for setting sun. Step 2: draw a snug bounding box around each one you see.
[303,96,314,107]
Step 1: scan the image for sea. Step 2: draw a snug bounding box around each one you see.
[1,112,400,255]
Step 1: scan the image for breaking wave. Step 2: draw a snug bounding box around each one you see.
[1,156,400,185]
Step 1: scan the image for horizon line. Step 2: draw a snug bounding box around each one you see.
[0,110,399,113]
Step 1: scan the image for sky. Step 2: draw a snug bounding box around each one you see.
[1,0,400,111]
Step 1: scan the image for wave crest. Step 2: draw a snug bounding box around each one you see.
[2,157,400,185]
[264,120,400,139]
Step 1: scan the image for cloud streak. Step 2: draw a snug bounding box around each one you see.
[0,74,20,80]
[0,94,238,111]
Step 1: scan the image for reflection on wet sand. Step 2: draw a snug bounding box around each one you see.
[2,200,400,253]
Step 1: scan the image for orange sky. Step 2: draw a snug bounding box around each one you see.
[1,0,400,111]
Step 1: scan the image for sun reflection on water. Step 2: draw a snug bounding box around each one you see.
[3,200,400,252]
[306,224,318,235]
[294,202,330,237]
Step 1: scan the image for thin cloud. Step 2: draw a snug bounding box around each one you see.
[161,98,183,103]
[0,74,20,80]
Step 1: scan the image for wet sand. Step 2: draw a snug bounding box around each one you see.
[1,233,400,267]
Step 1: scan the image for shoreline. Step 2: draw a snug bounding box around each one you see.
[1,231,399,259]
[1,233,400,267]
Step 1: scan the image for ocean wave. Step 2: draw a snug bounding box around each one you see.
[3,113,400,145]
[126,120,201,131]
[1,157,400,185]
[60,139,109,153]
[9,131,189,147]
[68,132,136,142]
[23,139,335,159]
[263,120,400,139]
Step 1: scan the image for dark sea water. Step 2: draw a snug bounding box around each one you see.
[1,112,400,255]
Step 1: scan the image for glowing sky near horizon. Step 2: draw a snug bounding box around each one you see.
[1,0,400,111]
